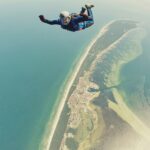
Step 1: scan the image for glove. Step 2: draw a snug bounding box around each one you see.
[39,15,45,22]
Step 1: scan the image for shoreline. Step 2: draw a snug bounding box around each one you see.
[109,88,150,142]
[41,20,117,150]
[104,24,150,141]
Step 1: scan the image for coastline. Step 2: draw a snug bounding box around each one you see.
[108,88,150,141]
[41,21,117,150]
[104,25,150,141]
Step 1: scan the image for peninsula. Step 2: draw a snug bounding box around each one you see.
[42,20,150,150]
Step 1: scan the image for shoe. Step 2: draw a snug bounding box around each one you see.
[80,7,86,14]
[82,7,86,12]
[39,15,45,22]
[85,3,94,9]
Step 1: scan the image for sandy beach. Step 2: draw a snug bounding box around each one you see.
[109,88,150,141]
[40,21,116,150]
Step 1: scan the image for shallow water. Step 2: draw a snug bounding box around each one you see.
[0,0,149,150]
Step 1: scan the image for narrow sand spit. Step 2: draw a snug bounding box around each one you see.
[41,21,115,150]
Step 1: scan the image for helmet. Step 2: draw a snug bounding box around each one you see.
[60,11,70,18]
[60,11,71,25]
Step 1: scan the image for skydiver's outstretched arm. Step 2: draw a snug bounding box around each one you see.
[39,15,61,25]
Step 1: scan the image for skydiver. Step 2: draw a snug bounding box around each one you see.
[39,4,94,32]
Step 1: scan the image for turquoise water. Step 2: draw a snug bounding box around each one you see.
[0,0,149,150]
[120,27,150,105]
[0,1,101,150]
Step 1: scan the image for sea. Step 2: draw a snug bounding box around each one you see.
[0,0,149,150]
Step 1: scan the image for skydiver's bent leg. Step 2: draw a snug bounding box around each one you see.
[84,20,94,28]
[79,7,89,20]
[84,8,94,28]
[79,6,94,22]
[80,7,86,15]
[87,8,94,21]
